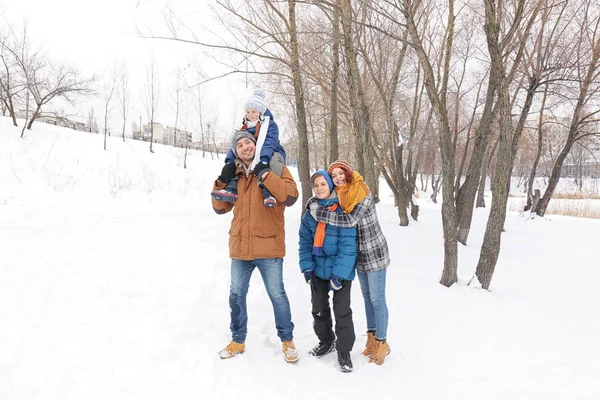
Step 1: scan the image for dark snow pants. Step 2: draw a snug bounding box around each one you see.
[310,276,355,353]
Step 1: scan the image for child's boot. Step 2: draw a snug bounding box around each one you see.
[261,186,276,208]
[337,351,353,373]
[211,179,238,203]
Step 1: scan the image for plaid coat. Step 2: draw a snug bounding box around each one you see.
[308,193,390,272]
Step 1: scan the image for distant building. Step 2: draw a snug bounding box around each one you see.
[561,139,600,178]
[134,122,194,148]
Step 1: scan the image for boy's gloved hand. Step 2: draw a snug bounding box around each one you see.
[330,275,342,291]
[219,164,237,183]
[253,161,270,180]
[303,270,314,285]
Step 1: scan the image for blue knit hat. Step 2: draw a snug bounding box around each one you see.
[244,88,267,114]
[310,169,334,192]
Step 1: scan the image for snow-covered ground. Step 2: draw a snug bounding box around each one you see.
[1,117,599,400]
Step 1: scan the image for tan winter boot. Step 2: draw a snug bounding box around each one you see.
[369,340,391,365]
[218,341,245,359]
[282,340,299,363]
[361,331,377,357]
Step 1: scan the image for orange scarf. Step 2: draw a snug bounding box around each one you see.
[312,203,338,255]
[241,120,261,140]
[335,171,370,213]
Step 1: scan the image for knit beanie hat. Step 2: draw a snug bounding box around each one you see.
[231,130,257,157]
[244,88,267,114]
[327,160,354,184]
[311,169,334,192]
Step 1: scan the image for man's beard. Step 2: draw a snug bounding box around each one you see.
[240,152,255,165]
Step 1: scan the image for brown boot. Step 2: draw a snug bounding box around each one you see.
[369,340,391,365]
[361,331,376,356]
[218,341,245,359]
[282,340,299,363]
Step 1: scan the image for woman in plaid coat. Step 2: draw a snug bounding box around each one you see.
[306,160,391,365]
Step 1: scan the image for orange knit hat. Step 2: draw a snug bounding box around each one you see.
[327,160,354,184]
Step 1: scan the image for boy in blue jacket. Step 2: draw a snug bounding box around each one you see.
[299,170,357,373]
[211,88,286,207]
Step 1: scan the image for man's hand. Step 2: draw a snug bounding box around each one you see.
[219,164,237,183]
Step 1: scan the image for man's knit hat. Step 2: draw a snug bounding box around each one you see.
[327,160,354,184]
[244,88,268,114]
[311,169,334,192]
[231,129,256,157]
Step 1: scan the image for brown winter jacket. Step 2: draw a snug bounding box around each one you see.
[212,163,298,260]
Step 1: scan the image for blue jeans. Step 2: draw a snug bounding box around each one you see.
[229,258,294,343]
[357,269,389,341]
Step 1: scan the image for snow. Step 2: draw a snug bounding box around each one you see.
[1,117,599,399]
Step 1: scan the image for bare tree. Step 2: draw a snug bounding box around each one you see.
[102,67,116,150]
[536,1,600,216]
[329,3,341,164]
[359,20,413,224]
[142,56,160,153]
[117,64,129,142]
[455,0,544,246]
[170,68,185,148]
[401,0,459,286]
[0,26,27,127]
[87,108,99,133]
[181,83,191,169]
[339,0,379,198]
[21,59,94,135]
[472,0,545,290]
[198,87,206,157]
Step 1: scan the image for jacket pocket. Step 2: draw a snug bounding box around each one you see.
[229,224,241,236]
[254,229,278,238]
[253,229,282,255]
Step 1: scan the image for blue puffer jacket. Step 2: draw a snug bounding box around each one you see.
[298,197,357,280]
[225,109,286,165]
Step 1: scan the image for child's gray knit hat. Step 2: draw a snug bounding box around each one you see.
[231,130,256,157]
[244,88,267,114]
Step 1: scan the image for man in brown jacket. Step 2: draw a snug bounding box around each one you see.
[212,130,299,363]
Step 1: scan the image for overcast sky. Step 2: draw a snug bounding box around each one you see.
[1,0,247,136]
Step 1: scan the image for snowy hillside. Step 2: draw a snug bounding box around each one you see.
[1,117,599,400]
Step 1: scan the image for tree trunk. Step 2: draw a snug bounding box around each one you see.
[476,170,487,208]
[340,0,377,198]
[26,104,42,130]
[454,129,472,198]
[184,131,189,169]
[289,1,312,213]
[474,0,515,290]
[396,143,410,226]
[525,84,548,210]
[454,81,485,198]
[404,0,458,287]
[476,138,498,208]
[430,172,443,203]
[455,84,496,245]
[536,136,576,215]
[7,95,18,126]
[328,4,340,165]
